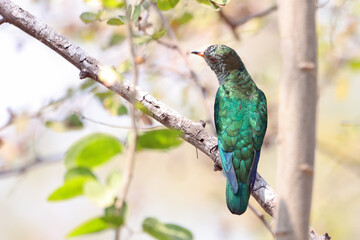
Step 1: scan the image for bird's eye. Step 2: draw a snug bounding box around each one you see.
[208,57,216,64]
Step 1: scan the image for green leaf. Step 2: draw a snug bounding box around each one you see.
[48,177,91,201]
[118,15,127,23]
[65,167,97,182]
[117,105,128,115]
[195,0,211,5]
[136,129,182,151]
[349,59,360,70]
[80,12,98,23]
[143,217,193,240]
[103,96,128,116]
[126,4,133,19]
[83,170,122,207]
[80,79,96,90]
[210,0,231,5]
[195,0,219,10]
[45,114,83,132]
[107,18,124,26]
[45,121,66,132]
[95,90,115,101]
[132,4,141,23]
[157,0,180,11]
[64,114,84,129]
[96,9,104,20]
[152,29,167,40]
[83,179,115,207]
[106,33,126,48]
[102,0,125,9]
[135,102,152,115]
[134,35,152,45]
[67,217,109,237]
[103,202,128,227]
[65,133,123,169]
[134,29,167,45]
[107,170,122,195]
[171,13,193,26]
[95,91,128,116]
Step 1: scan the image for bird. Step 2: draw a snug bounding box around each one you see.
[192,45,267,215]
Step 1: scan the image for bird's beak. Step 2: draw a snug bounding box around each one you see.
[191,51,204,58]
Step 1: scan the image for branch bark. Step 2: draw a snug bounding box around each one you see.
[275,0,318,240]
[0,1,328,239]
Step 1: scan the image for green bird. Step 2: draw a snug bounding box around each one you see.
[192,45,267,215]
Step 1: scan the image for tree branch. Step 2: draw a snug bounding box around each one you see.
[0,1,328,239]
[275,0,318,239]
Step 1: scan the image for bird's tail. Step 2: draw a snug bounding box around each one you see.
[225,181,250,215]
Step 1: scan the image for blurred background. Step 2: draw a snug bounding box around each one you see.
[0,0,359,239]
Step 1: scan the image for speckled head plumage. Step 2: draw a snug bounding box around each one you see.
[192,45,245,81]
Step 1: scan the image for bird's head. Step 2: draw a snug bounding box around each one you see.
[191,45,245,81]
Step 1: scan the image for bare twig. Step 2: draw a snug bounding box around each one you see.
[248,204,274,236]
[78,113,162,130]
[156,39,177,49]
[0,1,329,239]
[219,5,277,37]
[234,5,277,26]
[219,10,239,39]
[0,154,62,178]
[341,120,360,126]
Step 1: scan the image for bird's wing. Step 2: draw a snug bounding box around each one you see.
[218,141,238,193]
[214,87,238,193]
[248,90,268,191]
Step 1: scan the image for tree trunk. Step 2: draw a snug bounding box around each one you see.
[275,0,317,240]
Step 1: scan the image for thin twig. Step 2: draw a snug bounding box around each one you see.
[0,154,62,178]
[219,10,239,39]
[78,113,162,130]
[234,5,277,26]
[220,5,277,35]
[115,227,121,240]
[341,120,360,126]
[248,204,274,236]
[156,39,177,49]
[153,4,216,135]
[114,2,139,240]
